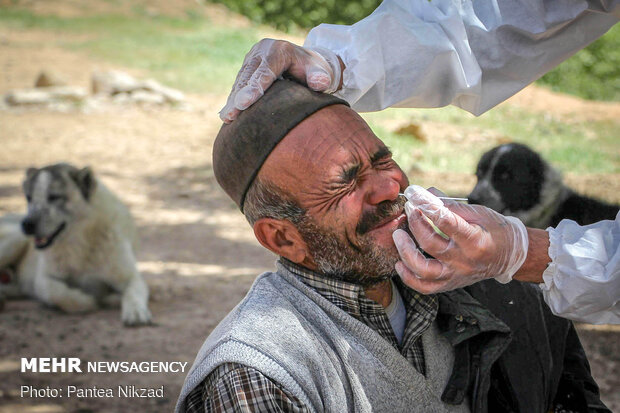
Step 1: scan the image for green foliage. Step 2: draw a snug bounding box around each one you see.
[209,0,382,32]
[536,24,619,101]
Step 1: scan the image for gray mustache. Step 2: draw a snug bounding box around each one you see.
[356,196,406,235]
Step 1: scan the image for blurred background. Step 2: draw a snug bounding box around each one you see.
[0,1,618,412]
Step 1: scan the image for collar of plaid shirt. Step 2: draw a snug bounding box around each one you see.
[278,258,438,375]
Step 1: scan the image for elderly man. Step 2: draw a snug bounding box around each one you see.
[177,80,607,413]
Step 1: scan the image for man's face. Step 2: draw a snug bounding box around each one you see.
[260,105,410,286]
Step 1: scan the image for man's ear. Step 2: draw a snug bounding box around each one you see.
[253,218,310,265]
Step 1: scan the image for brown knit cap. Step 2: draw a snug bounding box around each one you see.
[213,79,349,212]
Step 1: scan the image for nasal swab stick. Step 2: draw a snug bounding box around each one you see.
[398,193,468,202]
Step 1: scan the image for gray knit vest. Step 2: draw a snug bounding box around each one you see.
[176,268,470,413]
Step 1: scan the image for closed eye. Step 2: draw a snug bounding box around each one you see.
[341,164,360,184]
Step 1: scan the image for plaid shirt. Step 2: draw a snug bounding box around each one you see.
[185,259,438,413]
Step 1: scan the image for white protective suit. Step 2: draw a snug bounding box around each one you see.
[542,213,619,324]
[305,0,619,324]
[305,0,618,115]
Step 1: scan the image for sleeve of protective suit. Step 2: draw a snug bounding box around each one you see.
[304,0,619,115]
[540,212,620,325]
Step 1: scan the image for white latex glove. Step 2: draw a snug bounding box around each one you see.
[392,185,529,294]
[220,38,341,123]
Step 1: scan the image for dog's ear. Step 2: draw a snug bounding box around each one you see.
[73,167,98,201]
[25,167,38,180]
[23,168,38,197]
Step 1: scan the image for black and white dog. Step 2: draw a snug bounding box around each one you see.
[469,143,619,229]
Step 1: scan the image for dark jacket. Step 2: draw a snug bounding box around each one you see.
[438,279,609,413]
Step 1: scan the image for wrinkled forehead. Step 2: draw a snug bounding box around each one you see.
[259,105,388,189]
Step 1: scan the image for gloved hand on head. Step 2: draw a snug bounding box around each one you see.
[392,185,529,294]
[220,39,342,123]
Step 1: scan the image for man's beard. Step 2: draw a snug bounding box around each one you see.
[295,197,408,288]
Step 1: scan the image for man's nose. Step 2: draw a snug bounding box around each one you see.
[365,170,403,205]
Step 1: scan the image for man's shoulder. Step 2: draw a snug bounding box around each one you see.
[177,271,320,413]
[216,271,298,328]
[205,270,323,345]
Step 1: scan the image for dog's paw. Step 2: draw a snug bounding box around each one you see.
[121,300,152,327]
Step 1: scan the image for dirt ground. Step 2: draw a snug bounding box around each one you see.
[0,3,619,412]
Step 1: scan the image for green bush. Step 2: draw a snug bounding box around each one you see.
[210,0,382,32]
[538,23,620,101]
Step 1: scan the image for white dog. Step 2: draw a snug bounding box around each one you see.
[0,163,151,325]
